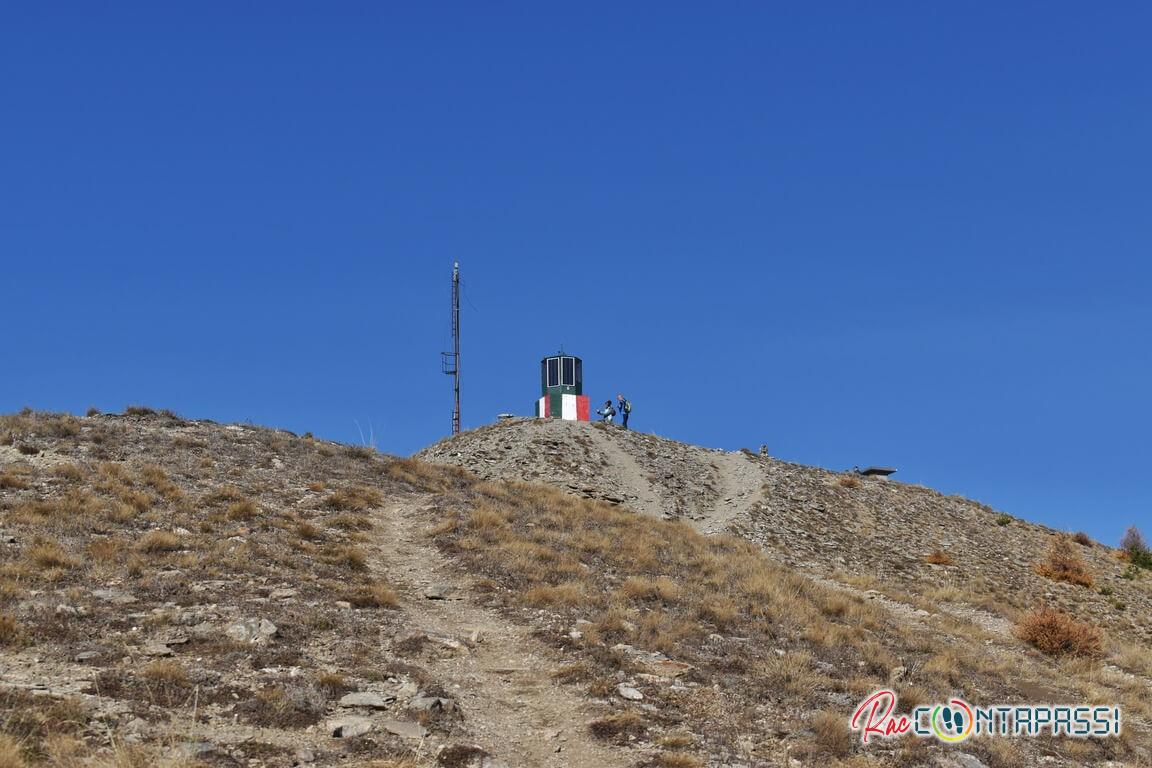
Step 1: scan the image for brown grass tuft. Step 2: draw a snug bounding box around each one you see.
[1016,608,1103,657]
[323,486,383,512]
[836,474,860,489]
[0,614,23,646]
[923,548,953,565]
[1072,531,1093,547]
[136,530,183,554]
[1035,535,1094,588]
[0,734,27,768]
[339,583,399,608]
[26,539,77,569]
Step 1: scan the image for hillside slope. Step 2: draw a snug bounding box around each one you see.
[418,419,1152,647]
[0,410,1149,768]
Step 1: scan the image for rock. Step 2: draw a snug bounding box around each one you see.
[174,742,218,759]
[339,692,395,709]
[142,643,173,657]
[424,584,457,600]
[225,618,278,644]
[410,695,455,713]
[888,666,908,684]
[270,588,298,599]
[937,754,990,768]
[616,684,644,701]
[74,651,101,663]
[382,719,428,739]
[92,589,137,605]
[327,716,373,739]
[294,746,316,763]
[55,604,78,616]
[334,600,352,609]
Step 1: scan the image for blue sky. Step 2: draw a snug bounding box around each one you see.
[2,3,1148,544]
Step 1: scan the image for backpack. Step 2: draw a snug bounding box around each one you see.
[622,399,632,413]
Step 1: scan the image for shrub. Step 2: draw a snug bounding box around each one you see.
[589,711,647,743]
[1072,531,1093,547]
[1016,608,1103,657]
[26,540,76,569]
[1120,526,1152,570]
[0,734,26,768]
[995,513,1013,526]
[340,583,399,608]
[0,614,23,646]
[0,470,29,490]
[226,499,260,521]
[924,549,953,566]
[137,531,183,553]
[1120,525,1147,555]
[1035,535,1094,588]
[836,474,860,489]
[323,486,383,512]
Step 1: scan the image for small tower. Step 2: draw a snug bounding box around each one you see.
[536,353,590,421]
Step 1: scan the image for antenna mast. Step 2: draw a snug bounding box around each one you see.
[441,262,461,435]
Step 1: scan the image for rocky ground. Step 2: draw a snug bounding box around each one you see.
[0,411,1149,768]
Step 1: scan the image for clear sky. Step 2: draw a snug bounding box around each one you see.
[2,3,1149,544]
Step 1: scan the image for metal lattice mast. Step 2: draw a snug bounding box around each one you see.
[442,262,461,435]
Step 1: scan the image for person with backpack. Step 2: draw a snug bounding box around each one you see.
[617,394,631,429]
[597,400,616,424]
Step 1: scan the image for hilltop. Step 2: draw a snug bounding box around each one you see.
[0,410,1148,768]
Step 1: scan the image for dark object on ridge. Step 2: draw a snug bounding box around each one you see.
[854,466,896,477]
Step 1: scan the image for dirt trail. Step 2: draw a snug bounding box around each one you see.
[370,498,633,768]
[584,429,666,518]
[698,451,764,535]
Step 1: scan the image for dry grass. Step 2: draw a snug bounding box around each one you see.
[923,548,953,565]
[136,530,183,554]
[648,753,703,768]
[1016,608,1104,658]
[588,711,647,742]
[1035,535,1094,588]
[339,583,399,608]
[0,470,29,490]
[140,659,189,687]
[25,539,77,570]
[226,499,260,521]
[0,614,23,646]
[810,710,852,758]
[0,734,26,768]
[1072,531,1093,547]
[836,474,860,488]
[323,486,383,512]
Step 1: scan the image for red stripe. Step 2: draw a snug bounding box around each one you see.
[576,396,589,421]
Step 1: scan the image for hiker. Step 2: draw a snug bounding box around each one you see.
[617,394,631,430]
[597,400,616,424]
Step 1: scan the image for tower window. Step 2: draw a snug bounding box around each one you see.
[547,358,559,387]
[562,357,574,386]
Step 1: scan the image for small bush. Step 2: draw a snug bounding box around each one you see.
[0,614,23,646]
[26,540,76,569]
[811,710,852,757]
[836,474,860,489]
[323,486,383,512]
[0,470,29,490]
[1035,535,1094,588]
[1120,525,1152,570]
[1016,608,1103,657]
[995,513,1013,526]
[1072,531,1092,547]
[340,583,399,608]
[923,549,953,565]
[137,531,183,553]
[227,499,260,521]
[589,711,647,743]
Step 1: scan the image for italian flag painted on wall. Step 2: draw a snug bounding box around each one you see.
[537,394,590,421]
